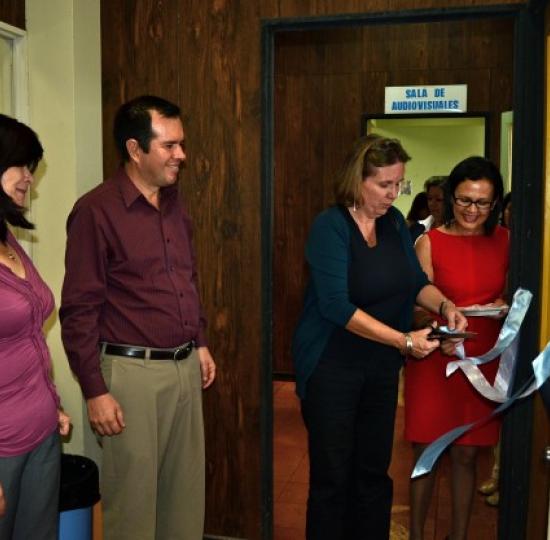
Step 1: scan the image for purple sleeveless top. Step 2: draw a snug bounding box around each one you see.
[0,231,59,456]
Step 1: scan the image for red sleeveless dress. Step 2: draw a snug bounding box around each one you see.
[404,226,509,446]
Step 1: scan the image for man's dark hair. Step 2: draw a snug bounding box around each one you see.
[0,114,43,242]
[113,95,181,162]
[443,156,504,235]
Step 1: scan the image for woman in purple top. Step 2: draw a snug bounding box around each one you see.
[0,114,70,539]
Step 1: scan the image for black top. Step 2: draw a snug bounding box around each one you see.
[322,206,414,364]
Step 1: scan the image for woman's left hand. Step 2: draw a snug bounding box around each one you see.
[442,303,468,332]
[58,409,71,436]
[440,337,464,356]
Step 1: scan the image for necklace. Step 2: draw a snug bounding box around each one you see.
[1,244,16,261]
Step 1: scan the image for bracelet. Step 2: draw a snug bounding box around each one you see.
[439,300,448,317]
[404,333,413,354]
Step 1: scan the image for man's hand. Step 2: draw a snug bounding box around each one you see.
[0,482,5,517]
[197,347,216,389]
[86,393,125,436]
[58,409,71,436]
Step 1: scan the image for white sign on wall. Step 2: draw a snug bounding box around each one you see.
[384,85,467,114]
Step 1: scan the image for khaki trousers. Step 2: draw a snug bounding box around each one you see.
[100,348,205,540]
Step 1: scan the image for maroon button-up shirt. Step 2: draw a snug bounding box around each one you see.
[60,168,207,399]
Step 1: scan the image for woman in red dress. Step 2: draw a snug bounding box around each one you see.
[404,156,509,540]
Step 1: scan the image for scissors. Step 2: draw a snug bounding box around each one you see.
[428,327,477,340]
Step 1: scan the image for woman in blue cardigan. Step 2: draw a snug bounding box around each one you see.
[292,134,467,540]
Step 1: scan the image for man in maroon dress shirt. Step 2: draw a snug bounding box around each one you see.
[60,95,216,540]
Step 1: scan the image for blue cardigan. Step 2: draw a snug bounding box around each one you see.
[291,205,429,398]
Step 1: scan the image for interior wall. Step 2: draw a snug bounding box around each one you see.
[25,0,103,460]
[100,1,523,538]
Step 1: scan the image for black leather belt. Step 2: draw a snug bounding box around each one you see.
[101,341,195,361]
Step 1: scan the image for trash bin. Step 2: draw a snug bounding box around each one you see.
[58,454,100,540]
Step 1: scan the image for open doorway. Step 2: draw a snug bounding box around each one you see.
[262,4,545,540]
[273,109,498,539]
[363,114,488,216]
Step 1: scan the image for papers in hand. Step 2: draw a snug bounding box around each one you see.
[459,305,509,317]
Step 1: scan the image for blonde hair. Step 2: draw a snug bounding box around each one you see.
[334,134,411,207]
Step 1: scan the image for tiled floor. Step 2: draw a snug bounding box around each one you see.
[273,380,498,539]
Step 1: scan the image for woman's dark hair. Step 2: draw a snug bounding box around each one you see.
[113,95,181,162]
[406,192,429,222]
[0,114,43,242]
[424,175,447,191]
[443,156,504,235]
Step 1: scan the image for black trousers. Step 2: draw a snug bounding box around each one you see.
[301,349,400,540]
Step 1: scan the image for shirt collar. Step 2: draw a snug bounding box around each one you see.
[418,215,435,229]
[114,166,179,209]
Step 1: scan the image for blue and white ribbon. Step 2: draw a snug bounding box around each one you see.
[411,288,550,478]
[445,288,535,402]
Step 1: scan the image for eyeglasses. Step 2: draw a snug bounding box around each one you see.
[452,196,495,211]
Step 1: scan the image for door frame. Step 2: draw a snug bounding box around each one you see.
[261,4,545,539]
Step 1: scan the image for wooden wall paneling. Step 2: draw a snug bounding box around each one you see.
[276,0,321,19]
[526,395,550,539]
[275,30,328,76]
[323,26,363,75]
[323,73,364,192]
[100,0,181,175]
[275,0,391,19]
[177,1,267,537]
[0,0,25,29]
[273,32,321,376]
[426,22,452,69]
[273,27,367,375]
[273,71,327,375]
[361,25,393,74]
[259,2,280,19]
[360,70,391,114]
[391,23,430,71]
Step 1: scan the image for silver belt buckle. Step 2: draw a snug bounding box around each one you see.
[173,343,191,360]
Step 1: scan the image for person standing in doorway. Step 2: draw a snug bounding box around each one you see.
[405,157,508,540]
[292,134,466,540]
[409,175,446,243]
[60,95,216,540]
